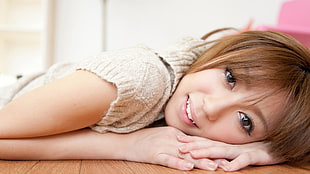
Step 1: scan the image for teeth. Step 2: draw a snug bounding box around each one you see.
[186,98,195,124]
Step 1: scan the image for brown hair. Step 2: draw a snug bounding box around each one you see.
[187,29,310,164]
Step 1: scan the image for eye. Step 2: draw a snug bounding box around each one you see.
[238,112,254,136]
[225,68,236,89]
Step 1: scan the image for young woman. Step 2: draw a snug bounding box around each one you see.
[0,29,309,171]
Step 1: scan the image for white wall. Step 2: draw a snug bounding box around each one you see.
[105,0,288,50]
[53,0,104,63]
[53,0,289,62]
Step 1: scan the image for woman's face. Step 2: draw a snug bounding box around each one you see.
[165,68,285,144]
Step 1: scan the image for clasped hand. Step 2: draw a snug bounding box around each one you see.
[124,126,283,171]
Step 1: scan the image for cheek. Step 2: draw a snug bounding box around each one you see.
[164,93,183,126]
[202,120,234,141]
[199,118,250,144]
[186,72,222,93]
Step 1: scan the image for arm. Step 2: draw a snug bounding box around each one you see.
[0,127,218,171]
[0,70,117,138]
[0,129,126,160]
[177,135,285,171]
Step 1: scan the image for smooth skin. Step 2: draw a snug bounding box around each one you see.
[0,70,116,138]
[0,70,282,171]
[165,68,285,144]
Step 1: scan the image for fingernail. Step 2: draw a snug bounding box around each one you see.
[184,162,194,170]
[207,161,218,171]
[219,160,230,171]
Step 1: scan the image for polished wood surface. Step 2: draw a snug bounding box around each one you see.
[0,160,309,174]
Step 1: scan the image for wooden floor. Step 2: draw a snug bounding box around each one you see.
[0,160,309,174]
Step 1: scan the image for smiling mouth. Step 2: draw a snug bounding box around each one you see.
[186,97,197,126]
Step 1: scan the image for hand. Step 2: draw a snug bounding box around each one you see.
[177,134,285,171]
[123,127,218,171]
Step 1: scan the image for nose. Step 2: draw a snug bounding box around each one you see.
[203,94,237,121]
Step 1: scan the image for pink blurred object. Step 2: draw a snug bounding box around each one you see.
[256,0,310,48]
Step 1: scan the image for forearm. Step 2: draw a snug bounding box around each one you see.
[0,127,207,171]
[0,128,128,160]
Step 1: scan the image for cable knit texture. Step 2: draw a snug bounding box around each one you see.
[0,37,209,133]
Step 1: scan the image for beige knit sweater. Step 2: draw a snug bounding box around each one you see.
[0,37,208,133]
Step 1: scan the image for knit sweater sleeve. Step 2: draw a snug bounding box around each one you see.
[76,45,172,133]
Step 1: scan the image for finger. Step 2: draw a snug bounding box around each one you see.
[217,153,253,171]
[178,137,228,153]
[178,141,224,153]
[177,150,187,159]
[177,134,205,143]
[215,159,233,171]
[189,146,241,159]
[217,150,274,172]
[176,149,218,171]
[192,158,218,171]
[156,153,194,171]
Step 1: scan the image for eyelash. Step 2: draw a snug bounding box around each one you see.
[225,69,254,136]
[225,68,236,89]
[238,112,254,136]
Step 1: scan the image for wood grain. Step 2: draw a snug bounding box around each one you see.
[0,160,309,174]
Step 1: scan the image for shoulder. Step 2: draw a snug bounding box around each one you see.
[76,45,172,100]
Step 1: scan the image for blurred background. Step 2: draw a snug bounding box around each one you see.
[0,0,292,85]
